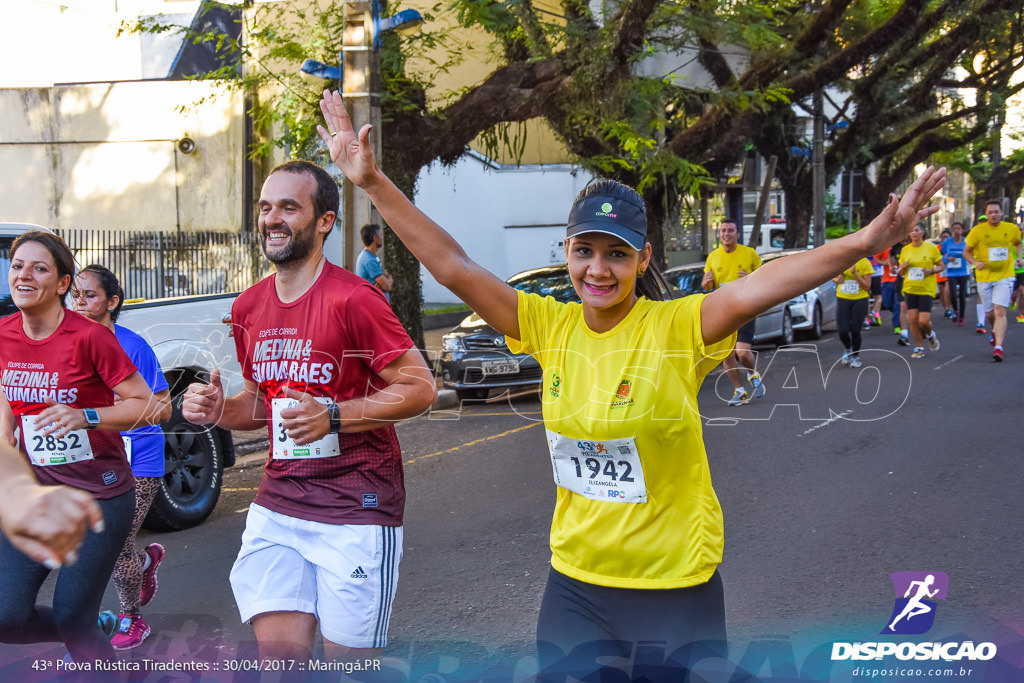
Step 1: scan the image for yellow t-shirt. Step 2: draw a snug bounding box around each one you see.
[506,291,736,589]
[966,221,1023,282]
[836,258,875,301]
[704,244,762,287]
[899,243,943,296]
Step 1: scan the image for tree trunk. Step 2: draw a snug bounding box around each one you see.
[379,150,425,351]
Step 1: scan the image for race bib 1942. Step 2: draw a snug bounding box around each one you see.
[545,429,647,503]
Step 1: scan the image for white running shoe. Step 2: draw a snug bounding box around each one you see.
[727,388,749,406]
[928,333,940,351]
[849,354,863,368]
[747,371,766,399]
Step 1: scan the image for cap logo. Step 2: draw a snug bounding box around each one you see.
[596,202,617,218]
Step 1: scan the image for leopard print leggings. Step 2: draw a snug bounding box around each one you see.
[112,477,160,615]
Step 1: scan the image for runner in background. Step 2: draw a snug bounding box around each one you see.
[833,256,874,367]
[867,252,884,327]
[898,224,944,359]
[935,228,952,319]
[1013,243,1024,323]
[701,220,766,407]
[941,222,969,327]
[74,265,172,650]
[965,201,1023,361]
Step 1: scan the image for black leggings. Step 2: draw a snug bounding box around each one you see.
[0,488,135,662]
[536,567,727,682]
[947,275,969,318]
[836,297,869,352]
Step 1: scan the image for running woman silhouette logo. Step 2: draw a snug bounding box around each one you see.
[882,571,949,635]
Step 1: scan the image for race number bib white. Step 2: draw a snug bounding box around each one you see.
[907,267,925,281]
[839,281,861,295]
[947,257,962,269]
[989,247,1009,262]
[271,397,341,460]
[122,436,133,465]
[545,429,647,503]
[21,415,93,466]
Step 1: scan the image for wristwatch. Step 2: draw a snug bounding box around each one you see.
[83,408,101,429]
[327,402,341,434]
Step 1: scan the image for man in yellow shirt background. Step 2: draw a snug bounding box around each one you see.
[702,220,765,405]
[965,200,1024,362]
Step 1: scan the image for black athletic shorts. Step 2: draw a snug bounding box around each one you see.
[736,318,756,345]
[870,274,882,296]
[904,293,933,311]
[536,567,727,683]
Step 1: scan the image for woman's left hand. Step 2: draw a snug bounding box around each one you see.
[33,398,87,437]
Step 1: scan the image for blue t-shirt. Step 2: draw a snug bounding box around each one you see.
[941,237,969,277]
[115,324,170,477]
[355,248,389,301]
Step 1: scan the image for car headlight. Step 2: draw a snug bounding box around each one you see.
[441,335,466,352]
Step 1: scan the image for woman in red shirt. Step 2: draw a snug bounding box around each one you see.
[0,231,166,662]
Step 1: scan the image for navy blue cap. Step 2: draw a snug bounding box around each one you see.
[566,194,647,250]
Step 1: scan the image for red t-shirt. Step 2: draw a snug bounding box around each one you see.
[0,311,136,497]
[231,261,415,525]
[875,248,899,283]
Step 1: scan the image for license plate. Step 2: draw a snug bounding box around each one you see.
[481,359,518,376]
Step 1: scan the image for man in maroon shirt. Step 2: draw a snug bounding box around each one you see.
[182,160,436,661]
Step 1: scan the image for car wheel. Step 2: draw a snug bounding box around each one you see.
[143,397,223,531]
[804,303,823,340]
[456,387,489,401]
[779,309,795,346]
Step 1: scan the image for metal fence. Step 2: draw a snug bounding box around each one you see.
[55,229,271,301]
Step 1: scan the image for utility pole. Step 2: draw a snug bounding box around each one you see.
[341,1,382,270]
[812,88,826,247]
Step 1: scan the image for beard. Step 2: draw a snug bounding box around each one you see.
[260,216,319,265]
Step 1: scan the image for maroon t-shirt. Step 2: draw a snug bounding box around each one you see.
[232,262,415,525]
[0,311,136,497]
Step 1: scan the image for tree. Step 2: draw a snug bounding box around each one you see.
[127,0,1022,323]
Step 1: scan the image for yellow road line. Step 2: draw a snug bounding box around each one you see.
[405,421,543,465]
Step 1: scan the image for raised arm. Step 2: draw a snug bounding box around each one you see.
[700,167,946,344]
[318,90,520,339]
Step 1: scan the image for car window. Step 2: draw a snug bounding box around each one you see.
[0,237,14,318]
[508,270,580,304]
[667,269,704,297]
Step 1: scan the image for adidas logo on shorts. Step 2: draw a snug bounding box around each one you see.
[350,566,368,579]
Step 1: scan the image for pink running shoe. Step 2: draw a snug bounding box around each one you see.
[140,543,164,607]
[111,614,151,650]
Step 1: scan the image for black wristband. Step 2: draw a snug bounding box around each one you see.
[327,402,341,433]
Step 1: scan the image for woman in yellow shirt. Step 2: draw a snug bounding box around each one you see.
[898,224,944,358]
[318,90,947,680]
[832,257,874,367]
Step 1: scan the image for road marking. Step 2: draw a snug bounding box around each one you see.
[933,354,963,370]
[405,422,543,465]
[224,487,257,492]
[797,409,853,437]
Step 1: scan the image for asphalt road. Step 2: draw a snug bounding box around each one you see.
[3,316,1022,682]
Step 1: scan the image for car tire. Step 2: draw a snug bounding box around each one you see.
[779,309,795,346]
[143,396,223,532]
[804,303,823,340]
[456,387,489,401]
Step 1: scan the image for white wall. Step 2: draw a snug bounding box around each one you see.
[413,154,593,303]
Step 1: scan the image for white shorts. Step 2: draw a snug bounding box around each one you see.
[230,503,403,648]
[977,277,1014,311]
